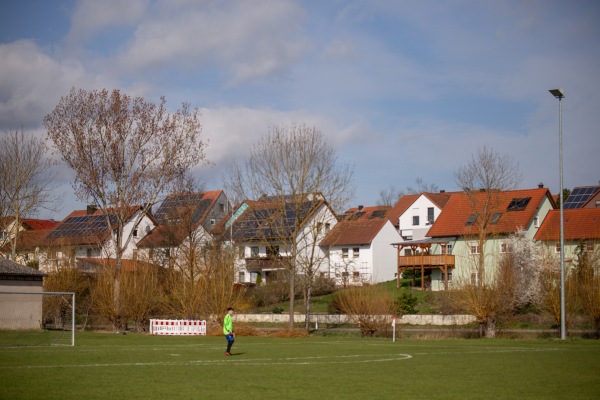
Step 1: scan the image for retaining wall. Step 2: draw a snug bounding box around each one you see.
[235,313,476,326]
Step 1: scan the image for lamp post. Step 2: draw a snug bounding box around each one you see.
[549,88,566,340]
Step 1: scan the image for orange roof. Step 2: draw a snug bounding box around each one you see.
[1,217,59,231]
[387,194,420,227]
[320,219,388,246]
[427,188,555,237]
[534,208,600,241]
[0,229,54,253]
[340,205,390,221]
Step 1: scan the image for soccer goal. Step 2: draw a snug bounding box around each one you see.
[0,291,75,347]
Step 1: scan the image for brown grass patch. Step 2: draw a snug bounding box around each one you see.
[269,329,310,338]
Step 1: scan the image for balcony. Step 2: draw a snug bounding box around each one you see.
[245,256,292,272]
[398,254,455,268]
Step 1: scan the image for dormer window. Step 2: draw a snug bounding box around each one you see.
[507,197,531,211]
[465,214,478,226]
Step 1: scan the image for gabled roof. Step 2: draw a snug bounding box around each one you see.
[422,191,457,209]
[0,229,54,253]
[387,194,420,227]
[534,208,600,241]
[1,217,59,231]
[427,188,555,237]
[340,205,390,221]
[229,197,331,242]
[154,190,224,226]
[46,206,154,246]
[320,219,389,246]
[137,190,225,248]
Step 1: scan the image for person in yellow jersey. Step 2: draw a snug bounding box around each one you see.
[223,307,234,356]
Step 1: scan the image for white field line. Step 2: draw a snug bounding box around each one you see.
[0,347,564,369]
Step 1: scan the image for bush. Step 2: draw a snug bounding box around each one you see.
[395,291,418,314]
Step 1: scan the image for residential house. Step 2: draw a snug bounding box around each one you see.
[534,207,600,265]
[387,191,456,256]
[43,205,157,272]
[0,218,59,261]
[136,190,230,268]
[320,218,401,286]
[399,187,556,291]
[224,193,338,285]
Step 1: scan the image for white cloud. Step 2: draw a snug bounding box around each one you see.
[114,0,308,85]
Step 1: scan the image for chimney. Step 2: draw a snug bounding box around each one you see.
[86,205,98,215]
[358,205,364,211]
[439,190,446,193]
[538,183,544,188]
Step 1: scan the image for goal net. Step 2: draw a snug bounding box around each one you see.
[0,291,75,346]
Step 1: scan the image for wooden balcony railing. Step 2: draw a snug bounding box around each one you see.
[245,256,292,271]
[398,254,455,268]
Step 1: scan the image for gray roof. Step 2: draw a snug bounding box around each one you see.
[0,258,46,277]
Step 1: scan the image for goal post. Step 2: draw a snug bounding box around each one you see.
[0,291,76,346]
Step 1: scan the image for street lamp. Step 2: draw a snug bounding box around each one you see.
[549,88,566,340]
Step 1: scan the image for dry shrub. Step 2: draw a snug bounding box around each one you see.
[334,285,396,337]
[270,328,310,338]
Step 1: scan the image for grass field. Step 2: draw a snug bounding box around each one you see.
[1,333,599,400]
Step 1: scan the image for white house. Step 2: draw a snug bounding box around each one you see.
[321,219,402,286]
[43,205,157,272]
[224,193,338,284]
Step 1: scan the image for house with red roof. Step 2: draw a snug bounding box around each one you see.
[43,205,157,272]
[320,218,401,286]
[534,208,600,264]
[0,217,60,266]
[398,187,556,290]
[136,190,230,268]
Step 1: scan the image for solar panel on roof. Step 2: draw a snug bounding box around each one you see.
[563,186,600,209]
[507,197,531,211]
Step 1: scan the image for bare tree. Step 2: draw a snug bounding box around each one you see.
[225,124,354,330]
[406,177,439,194]
[44,88,208,330]
[377,185,404,207]
[0,130,59,259]
[451,146,522,337]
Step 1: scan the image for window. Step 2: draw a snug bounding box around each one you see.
[238,246,245,258]
[446,244,453,254]
[238,271,245,282]
[470,272,479,285]
[251,246,259,257]
[555,243,561,253]
[501,243,513,253]
[490,212,502,225]
[533,216,539,228]
[219,203,225,212]
[353,248,360,258]
[325,223,331,233]
[465,214,478,226]
[596,200,600,208]
[404,248,413,256]
[427,207,434,225]
[412,215,420,226]
[342,248,349,258]
[352,271,360,282]
[210,219,215,226]
[317,222,323,233]
[133,229,139,238]
[470,244,480,254]
[267,245,279,257]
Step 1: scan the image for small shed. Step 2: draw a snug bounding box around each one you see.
[0,259,46,329]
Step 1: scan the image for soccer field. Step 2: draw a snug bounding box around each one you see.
[1,333,599,400]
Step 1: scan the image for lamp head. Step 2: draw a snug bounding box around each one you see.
[549,88,565,99]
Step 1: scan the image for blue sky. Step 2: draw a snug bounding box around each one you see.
[1,0,599,220]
